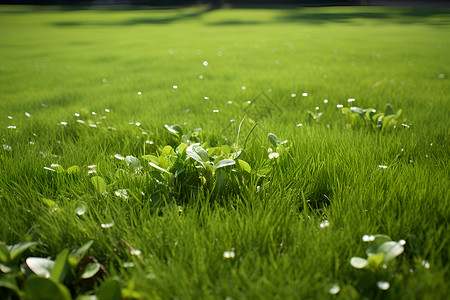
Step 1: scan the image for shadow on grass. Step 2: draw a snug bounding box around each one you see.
[53,21,84,26]
[0,5,184,13]
[51,6,215,26]
[0,6,91,13]
[272,8,450,26]
[205,7,450,26]
[277,11,390,24]
[207,20,265,26]
[35,5,450,27]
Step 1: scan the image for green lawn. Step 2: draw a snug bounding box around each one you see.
[0,5,449,299]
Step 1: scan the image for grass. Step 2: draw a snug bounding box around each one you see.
[0,5,449,299]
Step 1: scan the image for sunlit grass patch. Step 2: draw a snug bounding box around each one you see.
[0,5,449,299]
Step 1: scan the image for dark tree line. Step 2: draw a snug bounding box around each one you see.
[0,0,362,6]
[2,0,449,6]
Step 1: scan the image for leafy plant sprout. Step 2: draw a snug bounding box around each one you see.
[341,103,404,131]
[350,235,406,294]
[0,240,118,299]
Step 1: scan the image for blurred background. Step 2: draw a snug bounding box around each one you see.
[1,0,449,8]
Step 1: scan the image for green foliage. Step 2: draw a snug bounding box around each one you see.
[307,110,323,123]
[341,103,404,131]
[97,279,121,300]
[25,277,72,300]
[266,133,293,162]
[80,263,101,280]
[350,235,406,295]
[143,127,254,199]
[26,257,55,278]
[355,235,405,271]
[50,249,70,283]
[268,133,279,148]
[69,240,94,268]
[7,242,38,265]
[90,176,107,195]
[0,239,120,300]
[164,124,202,145]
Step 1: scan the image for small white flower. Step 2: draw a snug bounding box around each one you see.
[319,220,330,228]
[101,220,115,228]
[114,189,128,199]
[362,235,375,242]
[328,284,340,295]
[421,260,430,269]
[377,281,390,290]
[123,262,135,268]
[268,152,279,159]
[130,249,141,256]
[114,154,125,160]
[223,251,235,259]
